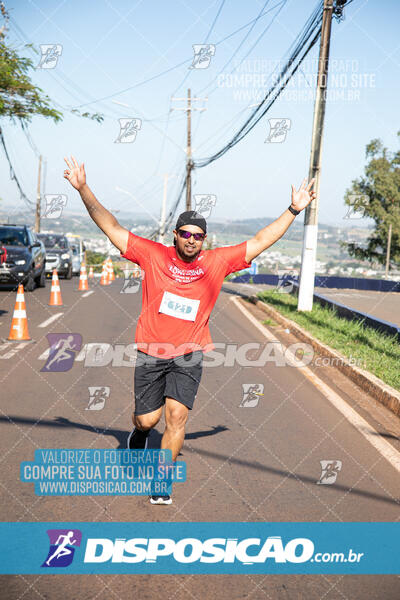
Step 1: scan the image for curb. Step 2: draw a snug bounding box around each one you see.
[243,293,400,418]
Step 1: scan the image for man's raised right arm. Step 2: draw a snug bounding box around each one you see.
[64,155,129,254]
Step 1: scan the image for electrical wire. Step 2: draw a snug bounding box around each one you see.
[150,0,324,239]
[0,127,35,209]
[172,0,227,96]
[66,4,290,110]
[20,122,41,158]
[193,0,324,169]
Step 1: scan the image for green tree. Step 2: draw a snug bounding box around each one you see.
[344,134,400,269]
[86,250,106,266]
[0,3,102,124]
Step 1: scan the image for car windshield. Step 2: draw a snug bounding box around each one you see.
[0,227,29,247]
[38,234,68,250]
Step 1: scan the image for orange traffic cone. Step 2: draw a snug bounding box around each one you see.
[48,269,63,306]
[78,263,89,291]
[100,262,109,286]
[107,258,115,282]
[88,266,94,279]
[8,284,31,341]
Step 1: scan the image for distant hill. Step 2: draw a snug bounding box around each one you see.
[0,204,371,238]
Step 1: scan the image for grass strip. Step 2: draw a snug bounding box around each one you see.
[256,290,400,391]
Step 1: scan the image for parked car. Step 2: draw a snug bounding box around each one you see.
[66,233,86,275]
[0,224,46,291]
[37,233,73,279]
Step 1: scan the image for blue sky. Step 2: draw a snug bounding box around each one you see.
[1,0,399,227]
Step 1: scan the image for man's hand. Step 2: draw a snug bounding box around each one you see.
[291,177,316,212]
[64,155,86,191]
[62,155,129,254]
[245,178,317,263]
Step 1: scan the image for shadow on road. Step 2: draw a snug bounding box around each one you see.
[0,415,228,450]
[1,415,398,507]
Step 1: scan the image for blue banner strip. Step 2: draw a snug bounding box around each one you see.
[0,522,398,574]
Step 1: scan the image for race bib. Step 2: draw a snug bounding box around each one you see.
[159,291,200,322]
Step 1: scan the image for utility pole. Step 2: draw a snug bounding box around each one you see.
[158,173,178,243]
[159,174,168,244]
[186,88,192,211]
[34,154,42,233]
[385,222,392,278]
[171,89,207,211]
[297,0,334,311]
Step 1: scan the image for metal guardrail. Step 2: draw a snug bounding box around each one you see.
[232,273,400,292]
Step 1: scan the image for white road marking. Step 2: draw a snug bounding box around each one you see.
[82,291,94,298]
[38,348,50,360]
[231,295,400,474]
[322,292,373,300]
[0,341,31,359]
[38,313,63,328]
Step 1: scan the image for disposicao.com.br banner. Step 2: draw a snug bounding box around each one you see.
[0,522,398,574]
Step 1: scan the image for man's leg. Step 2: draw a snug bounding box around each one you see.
[127,407,163,450]
[161,397,189,461]
[129,351,167,449]
[132,407,162,431]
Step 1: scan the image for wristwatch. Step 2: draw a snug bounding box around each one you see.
[288,205,300,216]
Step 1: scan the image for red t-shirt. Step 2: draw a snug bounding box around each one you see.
[121,232,251,358]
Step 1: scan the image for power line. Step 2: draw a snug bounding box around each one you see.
[67,4,288,111]
[198,0,274,96]
[190,2,287,157]
[193,0,324,169]
[149,174,187,240]
[0,127,35,210]
[9,18,183,125]
[205,0,227,43]
[149,0,324,240]
[20,122,41,158]
[172,0,227,96]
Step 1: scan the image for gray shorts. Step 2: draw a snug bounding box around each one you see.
[134,350,203,415]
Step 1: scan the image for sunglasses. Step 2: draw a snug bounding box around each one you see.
[177,229,205,241]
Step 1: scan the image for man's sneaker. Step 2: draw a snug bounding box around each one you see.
[150,494,172,505]
[127,427,149,450]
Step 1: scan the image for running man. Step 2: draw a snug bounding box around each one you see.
[63,155,316,505]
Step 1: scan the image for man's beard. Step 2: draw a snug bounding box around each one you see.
[177,243,201,262]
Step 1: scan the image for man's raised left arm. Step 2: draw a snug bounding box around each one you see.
[245,178,316,263]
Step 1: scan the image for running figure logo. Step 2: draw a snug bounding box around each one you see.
[115,118,142,143]
[265,118,291,143]
[42,529,82,567]
[189,44,216,69]
[344,194,369,219]
[240,384,264,408]
[86,386,110,410]
[277,270,298,294]
[42,194,68,219]
[41,333,82,372]
[317,460,342,485]
[120,269,144,294]
[193,194,217,219]
[37,44,62,69]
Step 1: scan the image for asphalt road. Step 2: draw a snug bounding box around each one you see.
[0,277,399,599]
[314,287,400,327]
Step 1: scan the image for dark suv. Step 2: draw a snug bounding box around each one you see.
[0,224,46,291]
[37,233,73,279]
